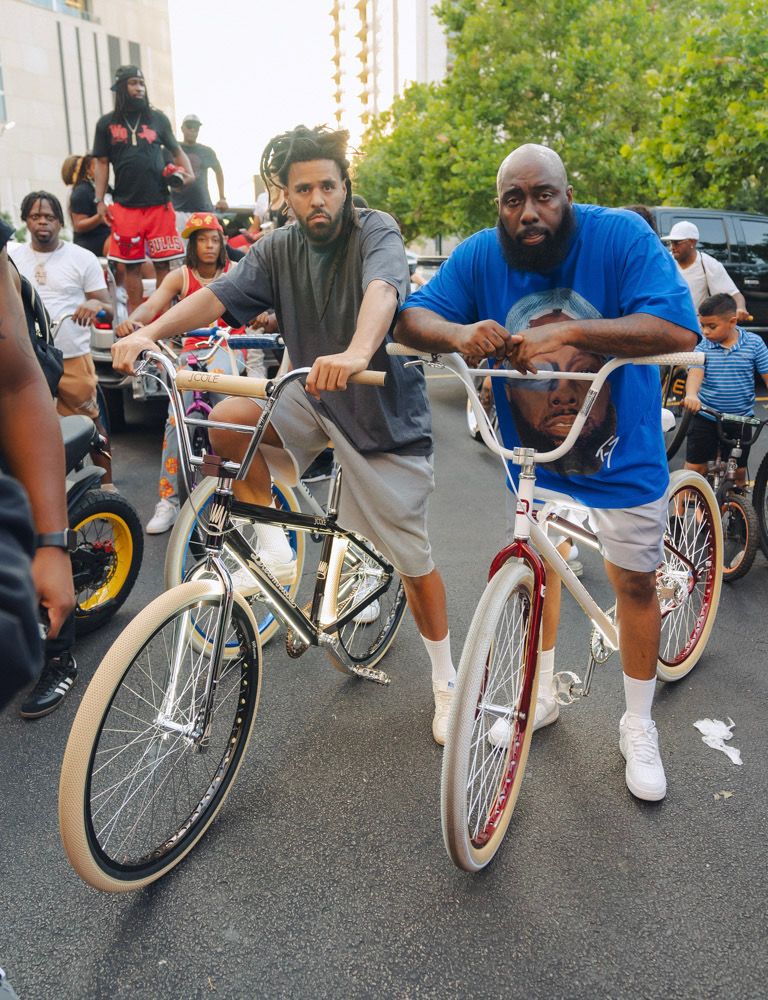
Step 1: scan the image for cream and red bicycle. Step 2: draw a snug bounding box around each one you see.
[388,344,723,873]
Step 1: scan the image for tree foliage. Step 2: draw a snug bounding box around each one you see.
[635,0,768,213]
[355,0,768,239]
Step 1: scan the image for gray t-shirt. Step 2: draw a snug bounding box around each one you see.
[210,209,432,455]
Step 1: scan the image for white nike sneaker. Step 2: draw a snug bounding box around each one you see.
[619,712,667,801]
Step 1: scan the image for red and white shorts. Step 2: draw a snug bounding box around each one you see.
[108,202,184,264]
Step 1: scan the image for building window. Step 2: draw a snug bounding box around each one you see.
[108,35,121,77]
[128,42,141,69]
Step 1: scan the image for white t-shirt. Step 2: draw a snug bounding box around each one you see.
[9,241,106,358]
[677,250,739,310]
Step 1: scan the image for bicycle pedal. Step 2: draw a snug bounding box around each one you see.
[352,666,391,685]
[552,670,583,705]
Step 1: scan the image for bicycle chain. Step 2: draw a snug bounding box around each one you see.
[285,602,313,658]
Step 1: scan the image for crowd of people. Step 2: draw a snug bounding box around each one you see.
[3,52,768,998]
[4,55,768,988]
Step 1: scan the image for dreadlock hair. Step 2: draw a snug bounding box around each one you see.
[111,78,152,123]
[260,124,358,320]
[185,229,228,271]
[20,191,64,225]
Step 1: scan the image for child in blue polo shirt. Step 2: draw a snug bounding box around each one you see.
[683,292,768,488]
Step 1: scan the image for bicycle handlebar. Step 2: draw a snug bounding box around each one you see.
[386,342,704,368]
[387,343,705,464]
[174,368,386,398]
[698,404,765,449]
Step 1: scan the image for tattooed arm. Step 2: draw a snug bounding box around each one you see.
[504,313,699,374]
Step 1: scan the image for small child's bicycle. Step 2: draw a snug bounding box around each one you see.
[694,405,765,581]
[388,343,723,872]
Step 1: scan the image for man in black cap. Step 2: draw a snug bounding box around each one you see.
[172,114,228,234]
[92,65,192,311]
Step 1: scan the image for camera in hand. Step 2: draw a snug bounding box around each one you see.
[163,163,185,190]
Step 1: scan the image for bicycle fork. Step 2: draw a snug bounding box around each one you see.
[156,487,237,753]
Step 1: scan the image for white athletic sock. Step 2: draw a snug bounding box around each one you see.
[539,648,555,699]
[422,632,456,691]
[623,674,656,721]
[256,501,293,562]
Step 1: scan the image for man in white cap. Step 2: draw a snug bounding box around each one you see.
[662,220,750,322]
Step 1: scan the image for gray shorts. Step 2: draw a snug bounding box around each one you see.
[262,382,436,578]
[506,491,668,573]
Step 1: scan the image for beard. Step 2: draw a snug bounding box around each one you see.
[497,202,576,274]
[124,94,148,113]
[297,202,346,246]
[506,393,618,477]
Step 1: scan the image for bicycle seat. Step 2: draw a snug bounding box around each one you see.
[60,415,97,471]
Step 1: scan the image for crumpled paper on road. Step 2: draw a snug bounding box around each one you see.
[694,717,742,765]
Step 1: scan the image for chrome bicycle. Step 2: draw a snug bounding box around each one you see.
[59,353,406,892]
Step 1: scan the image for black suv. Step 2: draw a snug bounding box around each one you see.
[652,207,768,338]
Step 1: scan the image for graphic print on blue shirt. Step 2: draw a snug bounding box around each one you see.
[401,204,701,510]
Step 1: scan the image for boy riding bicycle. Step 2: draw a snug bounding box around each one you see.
[683,292,768,489]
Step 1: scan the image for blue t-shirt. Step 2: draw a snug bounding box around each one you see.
[692,328,768,420]
[402,204,700,509]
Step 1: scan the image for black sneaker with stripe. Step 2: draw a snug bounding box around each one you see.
[20,653,77,718]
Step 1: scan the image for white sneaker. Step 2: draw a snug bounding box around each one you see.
[231,553,297,595]
[487,693,559,747]
[352,573,381,624]
[533,693,559,731]
[146,498,178,534]
[619,712,667,801]
[432,683,453,746]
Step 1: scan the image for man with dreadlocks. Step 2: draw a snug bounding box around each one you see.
[113,123,457,745]
[92,65,192,312]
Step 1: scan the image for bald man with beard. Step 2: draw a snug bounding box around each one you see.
[396,143,701,802]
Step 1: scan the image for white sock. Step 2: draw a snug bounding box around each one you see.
[256,501,293,562]
[539,647,555,699]
[623,674,656,721]
[422,632,456,691]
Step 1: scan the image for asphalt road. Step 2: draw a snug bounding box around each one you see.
[2,379,767,1000]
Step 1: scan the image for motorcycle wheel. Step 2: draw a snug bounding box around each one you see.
[70,488,144,636]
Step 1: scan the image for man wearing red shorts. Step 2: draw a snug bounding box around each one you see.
[92,64,192,311]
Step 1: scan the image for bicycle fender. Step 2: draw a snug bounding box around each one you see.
[66,467,106,509]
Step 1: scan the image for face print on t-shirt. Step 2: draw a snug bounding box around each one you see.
[500,288,618,476]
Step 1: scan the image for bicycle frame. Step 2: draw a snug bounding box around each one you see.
[137,351,396,694]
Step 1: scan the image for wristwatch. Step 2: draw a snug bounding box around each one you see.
[37,530,78,552]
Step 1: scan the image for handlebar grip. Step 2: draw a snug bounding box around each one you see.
[386,343,432,357]
[174,369,387,398]
[633,352,705,366]
[348,370,387,386]
[174,370,270,398]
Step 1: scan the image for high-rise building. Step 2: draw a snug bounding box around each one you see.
[329,0,448,147]
[0,0,175,223]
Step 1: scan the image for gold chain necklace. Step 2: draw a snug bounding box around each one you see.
[30,242,62,286]
[191,267,222,286]
[124,114,141,146]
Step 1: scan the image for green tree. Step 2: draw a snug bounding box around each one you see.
[356,0,685,240]
[634,0,768,212]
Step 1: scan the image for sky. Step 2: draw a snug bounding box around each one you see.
[167,0,337,207]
